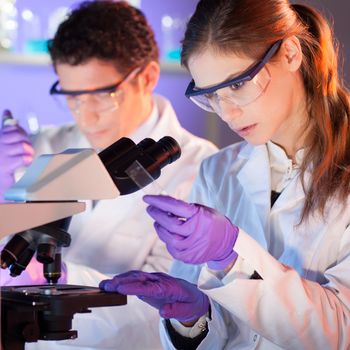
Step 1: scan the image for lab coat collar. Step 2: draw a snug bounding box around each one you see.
[267,141,304,193]
[266,141,307,213]
[236,142,308,214]
[270,165,309,214]
[267,141,305,170]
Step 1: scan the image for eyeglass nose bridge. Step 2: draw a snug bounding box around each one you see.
[214,97,244,123]
[70,98,83,115]
[213,92,241,110]
[212,80,267,109]
[68,89,123,115]
[67,95,92,115]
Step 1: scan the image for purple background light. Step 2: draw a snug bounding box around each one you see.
[0,0,348,148]
[0,0,214,145]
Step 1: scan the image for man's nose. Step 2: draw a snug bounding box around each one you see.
[77,109,99,128]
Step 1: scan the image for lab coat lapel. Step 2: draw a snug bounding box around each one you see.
[236,144,271,246]
[269,168,308,214]
[237,144,271,212]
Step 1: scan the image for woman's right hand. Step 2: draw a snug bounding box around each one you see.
[100,270,209,324]
[143,194,239,270]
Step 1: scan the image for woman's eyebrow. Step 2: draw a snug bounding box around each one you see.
[194,65,251,90]
[225,58,259,81]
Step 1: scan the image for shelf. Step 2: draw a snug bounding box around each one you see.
[0,52,50,65]
[159,60,188,74]
[0,52,187,74]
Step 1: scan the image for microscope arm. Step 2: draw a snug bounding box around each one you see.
[4,148,119,202]
[0,202,85,240]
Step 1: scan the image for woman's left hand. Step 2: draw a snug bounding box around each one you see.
[100,270,209,323]
[143,195,239,270]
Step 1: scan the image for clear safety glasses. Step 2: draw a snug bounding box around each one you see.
[185,40,283,113]
[49,67,142,115]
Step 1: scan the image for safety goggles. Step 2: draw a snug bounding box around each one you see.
[50,67,142,114]
[185,40,283,113]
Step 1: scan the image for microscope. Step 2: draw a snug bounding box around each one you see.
[0,136,181,350]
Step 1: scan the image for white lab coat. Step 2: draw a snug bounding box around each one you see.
[160,141,350,350]
[26,95,217,350]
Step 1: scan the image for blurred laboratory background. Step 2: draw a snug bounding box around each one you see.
[0,0,349,148]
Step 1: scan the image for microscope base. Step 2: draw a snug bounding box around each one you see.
[1,284,127,350]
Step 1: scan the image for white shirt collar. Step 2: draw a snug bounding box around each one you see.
[267,141,304,192]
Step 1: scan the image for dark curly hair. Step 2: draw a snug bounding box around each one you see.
[48,0,159,74]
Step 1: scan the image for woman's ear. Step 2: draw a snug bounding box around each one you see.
[138,61,160,94]
[280,36,303,72]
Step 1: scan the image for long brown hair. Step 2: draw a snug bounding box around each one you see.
[181,0,350,222]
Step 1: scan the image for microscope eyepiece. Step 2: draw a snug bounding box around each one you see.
[1,136,181,284]
[99,136,181,195]
[158,136,181,164]
[137,136,181,167]
[158,136,182,164]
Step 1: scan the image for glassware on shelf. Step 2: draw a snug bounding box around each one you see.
[161,14,186,62]
[0,0,18,51]
[47,7,70,39]
[126,0,141,9]
[21,8,46,53]
[19,6,70,55]
[26,112,40,135]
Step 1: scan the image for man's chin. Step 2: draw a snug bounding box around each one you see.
[87,138,110,151]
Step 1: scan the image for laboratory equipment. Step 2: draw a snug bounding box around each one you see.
[0,135,181,350]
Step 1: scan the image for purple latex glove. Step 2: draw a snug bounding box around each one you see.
[143,195,239,270]
[0,245,67,286]
[0,119,34,201]
[100,271,209,323]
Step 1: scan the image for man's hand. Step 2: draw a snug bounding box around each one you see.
[0,121,34,201]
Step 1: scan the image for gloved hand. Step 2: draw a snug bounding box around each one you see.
[0,119,34,201]
[100,270,209,323]
[143,195,239,270]
[0,245,67,286]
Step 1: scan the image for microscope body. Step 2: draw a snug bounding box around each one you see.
[0,146,118,284]
[0,136,181,349]
[0,148,121,350]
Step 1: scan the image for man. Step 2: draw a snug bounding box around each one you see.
[0,1,217,349]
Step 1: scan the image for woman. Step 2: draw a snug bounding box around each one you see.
[0,2,217,350]
[100,1,350,349]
